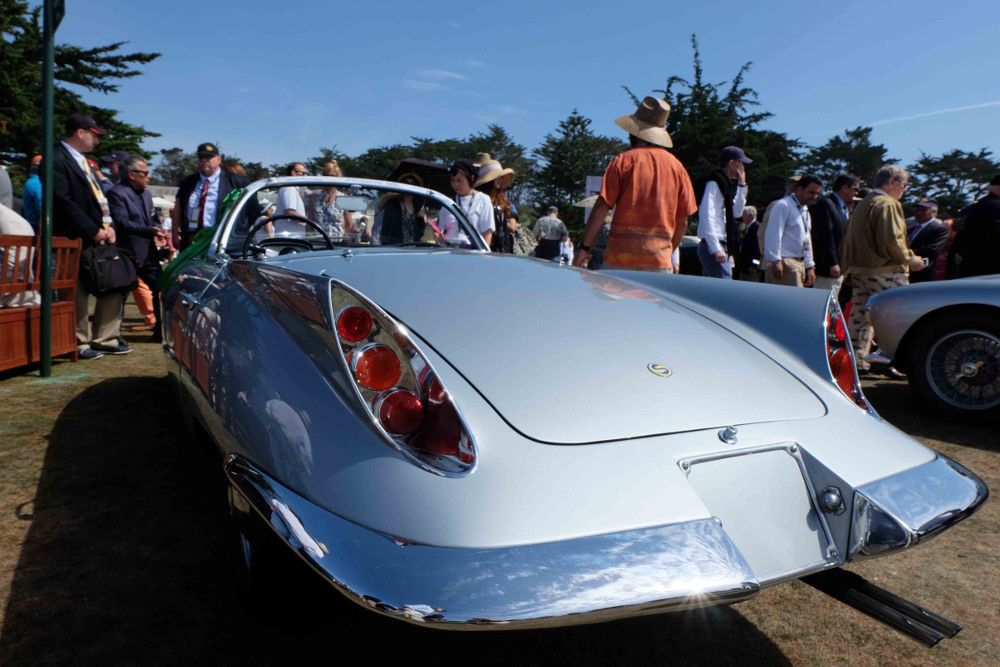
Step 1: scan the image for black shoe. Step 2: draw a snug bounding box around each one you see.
[92,343,132,355]
[79,348,105,360]
[884,367,906,379]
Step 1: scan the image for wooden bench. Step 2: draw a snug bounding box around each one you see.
[0,235,82,372]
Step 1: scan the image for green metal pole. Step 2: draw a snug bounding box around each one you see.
[39,0,57,377]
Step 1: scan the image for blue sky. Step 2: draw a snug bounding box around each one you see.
[52,0,999,173]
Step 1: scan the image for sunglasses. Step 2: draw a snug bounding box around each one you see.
[131,170,150,175]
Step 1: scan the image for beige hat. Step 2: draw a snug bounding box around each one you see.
[614,97,673,149]
[473,153,515,189]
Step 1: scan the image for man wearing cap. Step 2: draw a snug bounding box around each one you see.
[694,147,750,279]
[172,142,249,250]
[22,156,43,229]
[44,112,131,359]
[534,206,568,260]
[841,164,925,372]
[762,174,823,287]
[573,97,697,273]
[905,197,949,283]
[808,174,859,294]
[99,150,130,191]
[951,175,1000,278]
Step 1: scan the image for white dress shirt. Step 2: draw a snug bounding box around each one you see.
[764,194,814,268]
[696,180,747,255]
[187,168,222,230]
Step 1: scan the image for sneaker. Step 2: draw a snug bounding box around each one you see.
[79,348,105,360]
[92,343,133,355]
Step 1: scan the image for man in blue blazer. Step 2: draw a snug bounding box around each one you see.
[108,155,167,340]
[809,173,860,296]
[906,197,950,283]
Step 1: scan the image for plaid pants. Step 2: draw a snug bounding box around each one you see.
[849,271,908,369]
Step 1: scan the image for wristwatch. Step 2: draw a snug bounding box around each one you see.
[579,244,592,252]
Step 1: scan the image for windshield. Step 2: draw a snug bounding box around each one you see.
[219,178,484,258]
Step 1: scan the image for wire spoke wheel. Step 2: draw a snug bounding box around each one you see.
[925,329,1000,411]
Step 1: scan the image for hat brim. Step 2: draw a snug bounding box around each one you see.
[474,167,515,189]
[614,115,672,149]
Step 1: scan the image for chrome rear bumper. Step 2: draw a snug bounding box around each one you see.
[224,455,759,629]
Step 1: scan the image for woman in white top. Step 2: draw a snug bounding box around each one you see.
[437,159,493,248]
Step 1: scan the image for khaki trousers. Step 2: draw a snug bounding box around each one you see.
[765,257,806,287]
[75,277,124,351]
[812,274,844,297]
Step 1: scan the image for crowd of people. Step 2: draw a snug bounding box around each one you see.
[1,102,998,372]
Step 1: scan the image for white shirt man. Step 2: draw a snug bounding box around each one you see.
[764,176,823,287]
[696,146,750,279]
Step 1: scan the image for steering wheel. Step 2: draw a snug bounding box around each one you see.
[242,214,334,258]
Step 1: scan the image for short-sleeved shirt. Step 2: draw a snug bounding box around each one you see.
[533,215,567,241]
[600,146,697,269]
[438,190,494,245]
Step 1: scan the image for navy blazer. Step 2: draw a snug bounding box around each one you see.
[907,220,950,283]
[108,183,159,267]
[808,194,848,277]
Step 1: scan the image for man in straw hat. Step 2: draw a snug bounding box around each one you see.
[573,97,697,272]
[694,146,752,279]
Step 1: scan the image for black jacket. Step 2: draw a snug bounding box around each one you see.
[953,192,1000,278]
[43,143,103,244]
[808,194,848,277]
[108,183,159,267]
[907,219,950,283]
[175,170,250,231]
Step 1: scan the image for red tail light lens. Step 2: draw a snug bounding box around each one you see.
[375,389,424,435]
[353,344,402,391]
[829,348,855,396]
[826,295,872,412]
[331,281,477,476]
[337,306,372,342]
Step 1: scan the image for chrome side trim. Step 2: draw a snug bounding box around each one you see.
[848,455,988,560]
[224,455,760,629]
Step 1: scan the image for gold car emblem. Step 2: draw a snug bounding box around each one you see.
[647,363,672,377]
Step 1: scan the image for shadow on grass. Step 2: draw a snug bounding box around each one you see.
[862,378,999,454]
[0,377,790,666]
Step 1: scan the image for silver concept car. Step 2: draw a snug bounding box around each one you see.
[162,177,987,642]
[868,275,1000,422]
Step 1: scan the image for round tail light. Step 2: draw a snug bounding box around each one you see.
[337,306,373,343]
[375,389,424,435]
[353,344,402,391]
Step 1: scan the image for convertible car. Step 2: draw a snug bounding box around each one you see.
[162,176,987,643]
[868,275,1000,422]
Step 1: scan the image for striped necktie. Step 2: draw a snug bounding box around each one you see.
[81,159,105,203]
[196,179,210,230]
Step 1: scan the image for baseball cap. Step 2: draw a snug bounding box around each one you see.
[100,150,130,164]
[914,197,938,208]
[720,146,753,165]
[65,113,104,136]
[197,143,220,158]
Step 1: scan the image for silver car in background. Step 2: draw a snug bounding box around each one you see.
[868,275,1000,422]
[160,176,987,643]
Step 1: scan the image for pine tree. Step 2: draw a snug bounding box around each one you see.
[532,110,627,228]
[0,0,159,186]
